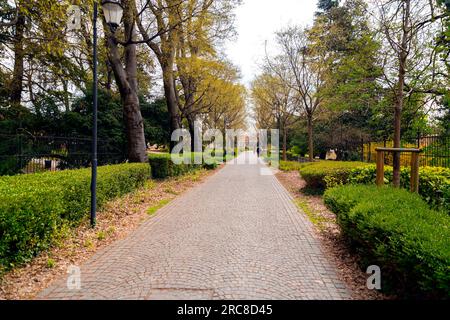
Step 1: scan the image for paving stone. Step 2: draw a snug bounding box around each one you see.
[38,152,351,300]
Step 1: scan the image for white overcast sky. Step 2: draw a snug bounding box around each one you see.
[224,0,317,86]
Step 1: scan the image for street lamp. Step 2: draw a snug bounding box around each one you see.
[90,0,123,227]
[102,0,124,32]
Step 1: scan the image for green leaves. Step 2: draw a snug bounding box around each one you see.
[303,161,449,213]
[324,184,450,298]
[343,165,450,213]
[0,163,150,270]
[299,161,370,190]
[148,152,217,179]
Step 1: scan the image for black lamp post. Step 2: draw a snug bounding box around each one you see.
[90,0,123,227]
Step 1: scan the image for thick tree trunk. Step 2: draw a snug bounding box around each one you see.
[106,0,147,163]
[10,12,25,106]
[124,20,147,163]
[124,5,147,162]
[123,93,147,162]
[307,115,314,162]
[134,0,181,151]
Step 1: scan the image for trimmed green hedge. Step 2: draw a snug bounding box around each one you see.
[148,154,173,179]
[299,161,369,190]
[330,165,450,213]
[299,161,449,213]
[149,153,200,179]
[148,152,224,179]
[0,163,150,270]
[279,161,313,172]
[324,185,450,298]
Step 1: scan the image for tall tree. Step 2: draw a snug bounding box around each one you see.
[134,0,186,149]
[308,0,383,150]
[375,0,448,186]
[105,0,147,162]
[267,26,326,161]
[0,0,69,107]
[134,0,241,150]
[251,72,298,160]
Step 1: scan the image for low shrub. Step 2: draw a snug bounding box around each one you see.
[0,163,150,270]
[299,161,369,190]
[324,185,450,298]
[202,162,218,170]
[344,165,449,213]
[407,167,449,212]
[148,152,221,179]
[149,153,196,179]
[148,153,172,179]
[279,161,311,172]
[303,161,449,213]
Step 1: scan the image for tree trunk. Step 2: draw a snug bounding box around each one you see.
[187,113,196,151]
[161,64,181,150]
[134,1,181,151]
[106,1,147,163]
[123,2,146,162]
[282,125,287,161]
[307,115,314,162]
[123,93,147,162]
[393,101,402,187]
[393,0,411,188]
[106,60,113,92]
[10,12,25,106]
[223,117,227,159]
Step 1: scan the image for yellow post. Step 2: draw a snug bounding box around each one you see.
[410,152,420,193]
[376,150,385,186]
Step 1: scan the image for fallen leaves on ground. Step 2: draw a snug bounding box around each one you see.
[0,167,220,300]
[276,170,392,300]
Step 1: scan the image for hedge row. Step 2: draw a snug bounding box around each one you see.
[323,185,450,298]
[327,165,450,213]
[279,160,313,172]
[148,152,228,179]
[0,163,150,270]
[298,161,449,213]
[299,161,370,190]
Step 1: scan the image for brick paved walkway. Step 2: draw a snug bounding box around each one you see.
[39,152,351,300]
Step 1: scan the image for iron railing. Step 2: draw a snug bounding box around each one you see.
[362,134,450,168]
[0,132,127,175]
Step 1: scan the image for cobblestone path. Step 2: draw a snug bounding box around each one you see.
[39,153,351,300]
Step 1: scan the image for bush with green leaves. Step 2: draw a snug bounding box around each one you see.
[148,153,173,179]
[324,185,450,298]
[148,150,237,179]
[0,163,150,270]
[343,165,449,213]
[299,161,370,190]
[305,161,449,212]
[279,161,311,172]
[148,153,210,179]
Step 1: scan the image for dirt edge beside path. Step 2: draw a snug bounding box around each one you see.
[275,170,390,300]
[0,167,221,300]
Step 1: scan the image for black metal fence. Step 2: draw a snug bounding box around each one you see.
[0,132,127,175]
[362,134,450,168]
